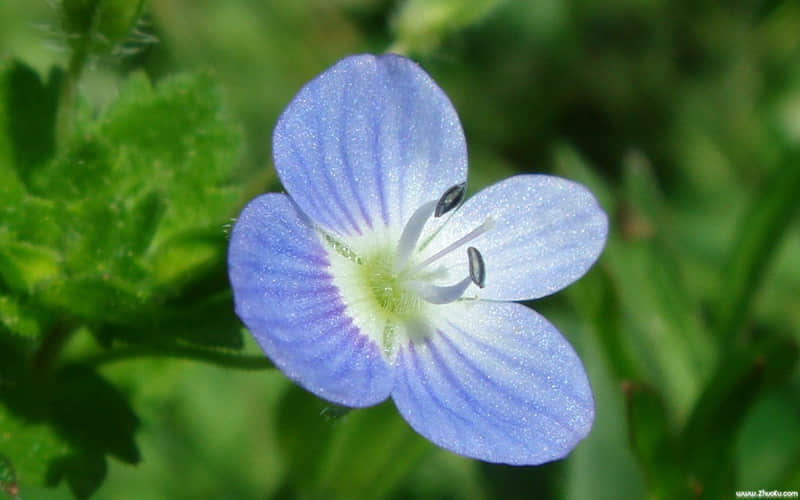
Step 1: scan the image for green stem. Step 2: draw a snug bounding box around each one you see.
[55,44,88,149]
[81,344,274,370]
[31,320,75,379]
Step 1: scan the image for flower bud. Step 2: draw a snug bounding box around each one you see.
[60,0,147,55]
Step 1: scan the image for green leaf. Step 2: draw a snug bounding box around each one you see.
[713,148,800,342]
[97,290,244,351]
[0,295,42,339]
[0,242,62,294]
[60,0,147,55]
[1,453,20,499]
[391,0,505,54]
[0,61,61,179]
[1,361,140,499]
[623,382,685,498]
[606,155,714,419]
[276,387,431,499]
[680,335,798,497]
[6,70,239,336]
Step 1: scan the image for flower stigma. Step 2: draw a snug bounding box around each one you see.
[323,184,494,358]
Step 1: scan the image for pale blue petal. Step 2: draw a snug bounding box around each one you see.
[273,54,467,238]
[391,301,594,465]
[228,193,394,407]
[424,175,608,301]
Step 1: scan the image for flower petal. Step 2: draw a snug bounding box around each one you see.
[228,193,394,407]
[424,174,608,301]
[391,301,594,465]
[273,54,467,240]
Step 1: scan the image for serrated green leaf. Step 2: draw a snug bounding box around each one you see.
[0,61,61,180]
[61,0,146,56]
[97,290,243,350]
[150,230,224,290]
[1,358,140,499]
[5,70,240,336]
[0,195,61,249]
[0,412,69,497]
[0,336,69,497]
[0,295,41,339]
[0,242,62,294]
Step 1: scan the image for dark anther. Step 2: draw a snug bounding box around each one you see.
[435,182,467,217]
[467,246,485,288]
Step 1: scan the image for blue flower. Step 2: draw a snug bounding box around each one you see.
[228,54,608,465]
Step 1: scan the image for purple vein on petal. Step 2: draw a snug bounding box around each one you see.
[311,96,362,235]
[436,327,582,433]
[286,139,337,232]
[424,332,563,442]
[403,343,496,448]
[413,340,534,448]
[338,72,373,231]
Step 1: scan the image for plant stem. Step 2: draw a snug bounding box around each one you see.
[55,45,88,149]
[81,344,274,370]
[31,320,75,379]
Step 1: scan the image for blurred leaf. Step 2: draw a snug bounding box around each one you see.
[551,144,615,212]
[1,360,140,499]
[623,382,685,498]
[45,451,106,500]
[60,0,147,55]
[737,382,800,490]
[607,157,714,419]
[713,148,800,342]
[0,242,62,295]
[555,143,712,418]
[315,402,431,499]
[0,453,20,499]
[277,387,431,499]
[275,387,342,490]
[0,295,42,340]
[680,334,798,497]
[0,336,68,497]
[0,60,61,179]
[97,290,244,350]
[565,267,639,382]
[391,0,505,54]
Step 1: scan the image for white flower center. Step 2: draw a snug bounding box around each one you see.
[322,184,494,359]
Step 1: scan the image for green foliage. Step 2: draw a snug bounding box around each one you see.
[276,387,432,499]
[2,1,800,499]
[60,0,147,55]
[0,54,242,497]
[391,0,505,54]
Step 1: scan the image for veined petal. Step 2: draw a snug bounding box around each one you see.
[391,301,594,465]
[273,54,467,241]
[228,193,394,407]
[423,175,608,301]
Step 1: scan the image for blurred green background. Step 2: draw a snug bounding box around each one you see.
[1,0,799,499]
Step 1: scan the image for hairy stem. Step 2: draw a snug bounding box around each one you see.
[55,40,89,149]
[31,320,75,379]
[81,344,274,370]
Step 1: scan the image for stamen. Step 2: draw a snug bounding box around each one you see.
[411,276,472,304]
[415,217,495,270]
[434,182,467,217]
[467,247,485,288]
[395,199,437,269]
